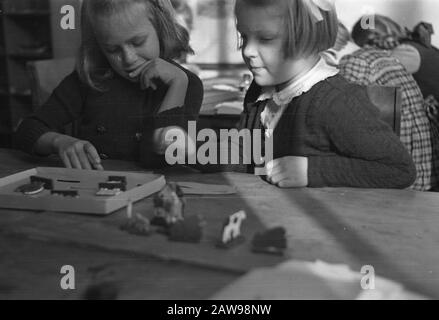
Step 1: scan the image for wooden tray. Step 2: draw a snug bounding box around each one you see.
[0,167,166,215]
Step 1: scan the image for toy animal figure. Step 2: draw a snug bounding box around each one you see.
[169,214,206,243]
[221,210,246,243]
[251,226,287,255]
[120,199,151,236]
[120,213,151,236]
[153,182,185,226]
[216,210,247,248]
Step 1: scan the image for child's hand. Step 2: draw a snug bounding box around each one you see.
[153,126,195,159]
[52,134,104,170]
[265,156,308,188]
[128,58,188,91]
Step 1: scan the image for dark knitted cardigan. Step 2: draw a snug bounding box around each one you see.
[403,40,439,101]
[14,62,203,167]
[202,75,416,189]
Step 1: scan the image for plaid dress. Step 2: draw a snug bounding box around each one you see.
[425,95,439,189]
[339,48,433,191]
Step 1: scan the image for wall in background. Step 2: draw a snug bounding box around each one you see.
[187,0,241,64]
[50,0,81,58]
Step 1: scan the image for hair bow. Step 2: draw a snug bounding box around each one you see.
[303,0,335,22]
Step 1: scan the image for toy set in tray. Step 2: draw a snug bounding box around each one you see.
[0,167,166,215]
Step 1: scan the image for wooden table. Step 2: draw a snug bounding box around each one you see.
[0,148,439,299]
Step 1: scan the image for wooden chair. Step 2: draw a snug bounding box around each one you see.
[366,85,402,136]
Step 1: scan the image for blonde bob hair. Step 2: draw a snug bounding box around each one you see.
[234,0,338,58]
[77,0,193,91]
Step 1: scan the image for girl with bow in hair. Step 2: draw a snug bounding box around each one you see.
[210,0,416,189]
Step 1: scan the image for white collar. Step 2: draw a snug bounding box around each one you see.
[256,57,339,105]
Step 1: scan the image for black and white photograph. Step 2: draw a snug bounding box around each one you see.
[0,0,438,306]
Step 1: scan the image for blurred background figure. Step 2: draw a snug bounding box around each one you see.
[171,0,194,32]
[326,21,436,191]
[350,14,439,190]
[171,0,201,75]
[351,15,439,103]
[321,22,360,67]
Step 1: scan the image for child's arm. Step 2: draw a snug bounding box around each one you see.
[14,71,103,170]
[391,44,421,74]
[130,59,199,160]
[186,81,262,173]
[138,65,203,168]
[306,87,416,188]
[34,132,103,170]
[147,103,254,173]
[127,58,188,112]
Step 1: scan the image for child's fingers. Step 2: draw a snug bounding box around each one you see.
[140,66,158,90]
[154,127,186,155]
[84,143,103,170]
[140,70,150,90]
[267,164,283,179]
[133,61,154,88]
[66,150,82,169]
[77,149,92,170]
[265,159,283,179]
[277,179,296,188]
[60,152,72,169]
[268,171,297,187]
[128,60,152,78]
[269,172,287,185]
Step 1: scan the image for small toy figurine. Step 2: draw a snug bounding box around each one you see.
[168,214,205,243]
[251,226,287,256]
[151,182,185,228]
[120,200,151,236]
[216,210,246,249]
